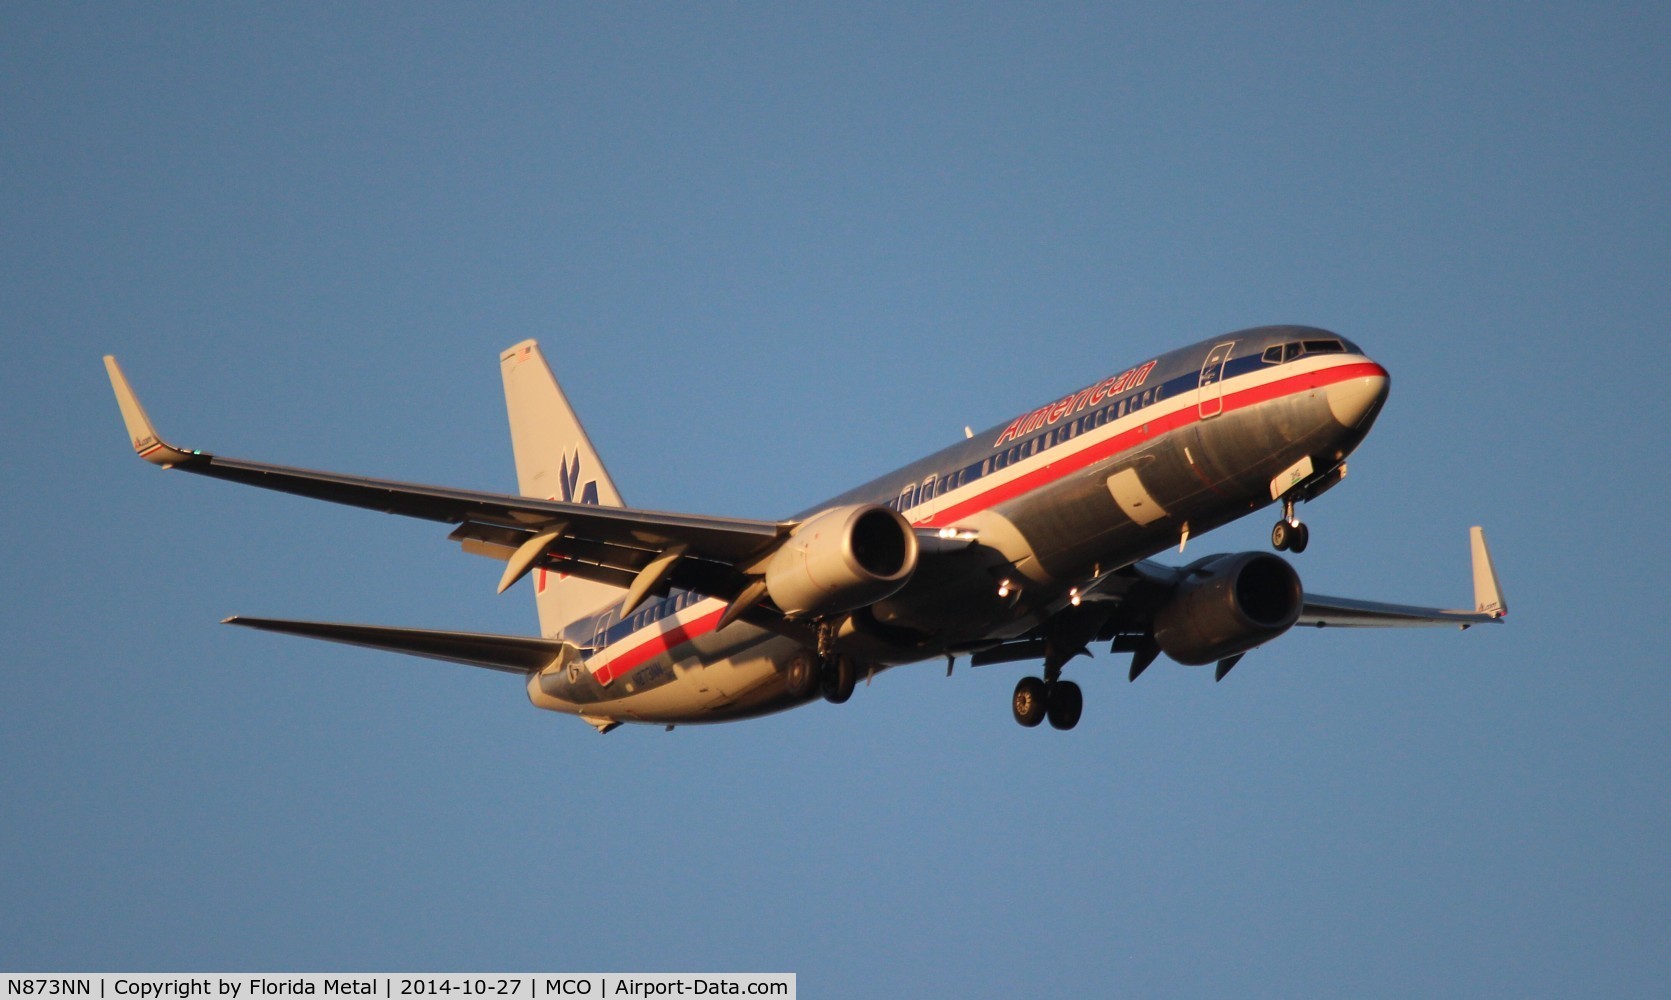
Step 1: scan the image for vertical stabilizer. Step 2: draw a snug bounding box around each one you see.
[500,340,625,638]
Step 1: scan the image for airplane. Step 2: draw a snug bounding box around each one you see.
[104,326,1506,733]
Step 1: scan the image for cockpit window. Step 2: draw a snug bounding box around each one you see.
[1265,338,1350,364]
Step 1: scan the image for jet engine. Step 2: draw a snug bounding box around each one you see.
[1152,552,1303,666]
[764,504,918,618]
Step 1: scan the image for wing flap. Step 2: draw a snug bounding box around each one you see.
[447,520,748,599]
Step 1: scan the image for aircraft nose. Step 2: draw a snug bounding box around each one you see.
[1327,363,1390,429]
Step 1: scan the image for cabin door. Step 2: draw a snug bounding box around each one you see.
[1197,342,1236,418]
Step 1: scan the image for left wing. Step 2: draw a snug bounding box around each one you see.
[1298,527,1507,628]
[103,356,788,612]
[969,528,1506,681]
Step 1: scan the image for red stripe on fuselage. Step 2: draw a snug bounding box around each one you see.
[591,606,728,687]
[586,359,1385,686]
[916,361,1386,527]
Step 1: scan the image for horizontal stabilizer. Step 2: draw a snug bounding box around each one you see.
[223,617,568,673]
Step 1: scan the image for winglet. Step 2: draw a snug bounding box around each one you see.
[1470,526,1507,618]
[103,356,198,467]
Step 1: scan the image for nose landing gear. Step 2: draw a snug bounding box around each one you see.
[1271,496,1309,553]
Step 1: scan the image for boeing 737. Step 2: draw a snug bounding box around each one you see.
[105,326,1505,733]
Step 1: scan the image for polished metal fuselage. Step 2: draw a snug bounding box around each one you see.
[528,326,1389,724]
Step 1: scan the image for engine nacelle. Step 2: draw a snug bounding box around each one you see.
[1153,552,1303,666]
[764,504,918,618]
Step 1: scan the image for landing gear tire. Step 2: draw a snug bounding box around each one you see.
[820,654,857,705]
[1273,493,1310,553]
[1047,680,1083,731]
[1012,676,1047,727]
[784,653,820,700]
[1272,519,1309,553]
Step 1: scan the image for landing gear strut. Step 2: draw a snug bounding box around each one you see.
[1271,496,1309,553]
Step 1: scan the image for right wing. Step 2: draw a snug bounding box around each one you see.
[103,357,790,615]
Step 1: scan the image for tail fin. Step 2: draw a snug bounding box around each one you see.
[500,340,625,638]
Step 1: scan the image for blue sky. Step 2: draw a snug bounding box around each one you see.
[3,3,1667,995]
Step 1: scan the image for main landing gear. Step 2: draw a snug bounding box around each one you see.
[789,650,860,705]
[1012,675,1083,730]
[1271,496,1309,553]
[820,653,858,704]
[811,623,858,705]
